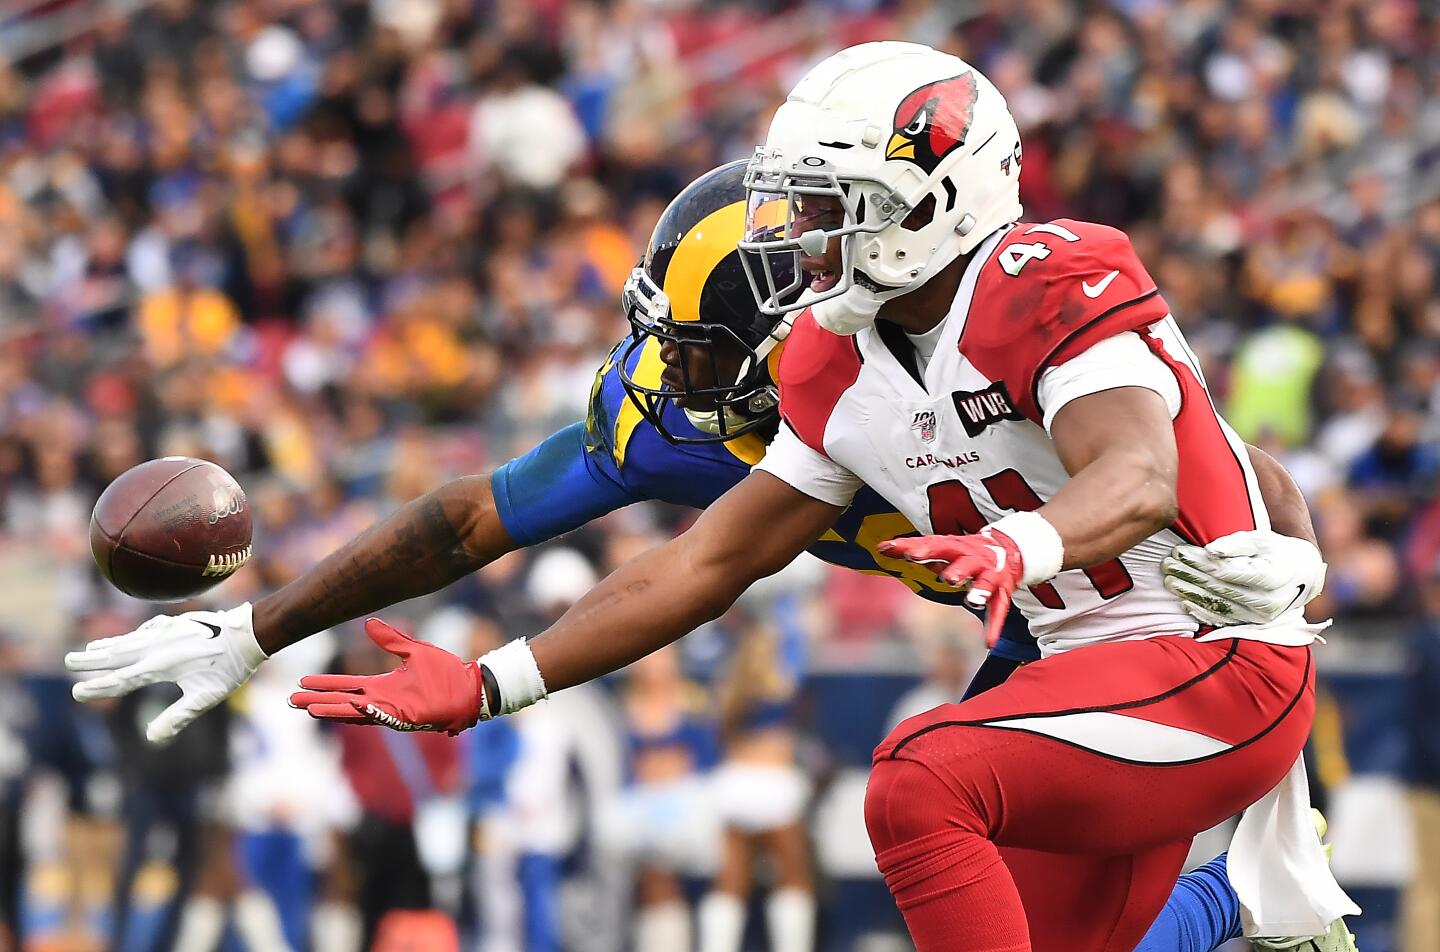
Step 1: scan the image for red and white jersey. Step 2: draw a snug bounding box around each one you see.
[758,219,1272,654]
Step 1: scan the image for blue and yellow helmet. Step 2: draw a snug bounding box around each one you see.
[619,160,799,445]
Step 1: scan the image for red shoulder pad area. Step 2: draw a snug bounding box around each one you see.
[775,309,863,457]
[961,219,1171,423]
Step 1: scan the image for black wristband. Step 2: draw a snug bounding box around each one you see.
[480,664,502,718]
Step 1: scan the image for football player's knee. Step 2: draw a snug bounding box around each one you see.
[865,757,965,853]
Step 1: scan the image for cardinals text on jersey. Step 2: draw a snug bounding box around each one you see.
[765,219,1272,654]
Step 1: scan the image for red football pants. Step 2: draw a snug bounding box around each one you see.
[864,636,1314,952]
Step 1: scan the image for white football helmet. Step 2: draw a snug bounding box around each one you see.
[740,42,1023,335]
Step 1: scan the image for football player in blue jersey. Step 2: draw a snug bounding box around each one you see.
[69,161,1333,952]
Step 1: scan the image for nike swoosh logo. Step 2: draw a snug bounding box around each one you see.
[1081,270,1120,298]
[1280,584,1307,615]
[196,621,222,638]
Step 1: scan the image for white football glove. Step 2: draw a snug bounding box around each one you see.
[1162,530,1327,628]
[64,602,267,744]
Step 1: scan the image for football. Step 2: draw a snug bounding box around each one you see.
[90,457,253,601]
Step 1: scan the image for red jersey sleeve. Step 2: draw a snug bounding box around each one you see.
[961,220,1172,424]
[774,309,864,457]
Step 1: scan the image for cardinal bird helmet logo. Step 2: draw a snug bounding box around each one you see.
[886,72,980,175]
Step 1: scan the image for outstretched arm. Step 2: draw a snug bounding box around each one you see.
[532,472,842,691]
[288,471,842,729]
[253,475,513,654]
[257,416,648,653]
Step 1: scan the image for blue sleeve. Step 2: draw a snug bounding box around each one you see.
[990,611,1043,663]
[491,422,638,546]
[962,654,1022,700]
[961,615,1042,699]
[989,633,1043,664]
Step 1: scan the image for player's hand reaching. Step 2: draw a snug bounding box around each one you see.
[879,528,1026,647]
[289,618,489,734]
[64,603,267,745]
[1162,530,1327,628]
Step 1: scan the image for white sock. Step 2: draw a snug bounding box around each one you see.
[698,891,745,952]
[311,901,362,952]
[234,889,295,952]
[170,896,225,952]
[766,888,815,952]
[635,901,691,952]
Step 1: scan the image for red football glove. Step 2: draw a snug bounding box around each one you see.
[289,618,487,734]
[878,528,1025,647]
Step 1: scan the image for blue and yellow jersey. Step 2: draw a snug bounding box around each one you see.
[491,336,1040,663]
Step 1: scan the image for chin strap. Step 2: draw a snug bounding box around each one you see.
[807,247,931,335]
[681,314,794,434]
[684,405,748,436]
[810,222,1012,337]
[810,282,891,335]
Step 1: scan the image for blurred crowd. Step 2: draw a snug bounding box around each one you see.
[1,0,1440,949]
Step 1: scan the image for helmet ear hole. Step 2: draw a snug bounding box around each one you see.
[901,193,936,232]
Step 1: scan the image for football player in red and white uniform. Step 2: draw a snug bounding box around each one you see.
[730,44,1357,950]
[394,42,1349,951]
[732,51,1348,945]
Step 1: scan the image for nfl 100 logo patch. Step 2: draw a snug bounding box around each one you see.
[911,410,938,443]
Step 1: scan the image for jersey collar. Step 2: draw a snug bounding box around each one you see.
[927,223,1010,381]
[858,224,1010,397]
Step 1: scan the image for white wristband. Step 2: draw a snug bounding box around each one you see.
[479,638,548,716]
[988,511,1064,585]
[228,602,269,666]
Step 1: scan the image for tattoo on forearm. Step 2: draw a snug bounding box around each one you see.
[273,495,478,647]
[583,579,653,614]
[535,578,665,690]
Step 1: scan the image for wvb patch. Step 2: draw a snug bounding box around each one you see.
[952,382,1023,437]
